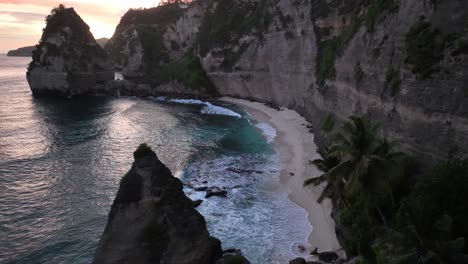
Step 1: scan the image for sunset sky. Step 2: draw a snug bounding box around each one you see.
[0,0,161,53]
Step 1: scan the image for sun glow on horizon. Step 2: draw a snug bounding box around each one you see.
[0,0,162,52]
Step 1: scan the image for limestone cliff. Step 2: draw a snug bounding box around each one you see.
[27,5,114,96]
[92,144,222,264]
[106,1,217,96]
[109,0,468,162]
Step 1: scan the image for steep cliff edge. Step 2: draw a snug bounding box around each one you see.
[27,5,114,96]
[93,144,222,264]
[109,0,468,162]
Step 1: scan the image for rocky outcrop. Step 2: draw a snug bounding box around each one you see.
[108,0,468,163]
[105,1,217,96]
[7,46,35,57]
[92,144,222,264]
[27,5,114,96]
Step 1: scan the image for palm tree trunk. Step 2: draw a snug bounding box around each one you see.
[376,207,388,226]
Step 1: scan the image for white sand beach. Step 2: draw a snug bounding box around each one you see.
[221,97,343,259]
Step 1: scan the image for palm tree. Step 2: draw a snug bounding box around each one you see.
[307,116,405,225]
[304,145,349,206]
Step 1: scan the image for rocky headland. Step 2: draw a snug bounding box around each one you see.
[26,5,114,96]
[7,46,35,57]
[93,144,251,264]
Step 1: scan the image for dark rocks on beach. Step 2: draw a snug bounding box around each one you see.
[264,101,281,111]
[217,248,250,264]
[216,249,251,264]
[289,257,307,264]
[92,144,222,264]
[205,187,228,198]
[318,251,339,263]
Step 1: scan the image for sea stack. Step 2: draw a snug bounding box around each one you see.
[92,144,222,264]
[26,5,114,96]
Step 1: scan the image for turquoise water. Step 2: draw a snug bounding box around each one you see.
[0,55,311,264]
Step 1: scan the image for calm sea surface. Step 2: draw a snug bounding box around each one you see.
[0,54,311,264]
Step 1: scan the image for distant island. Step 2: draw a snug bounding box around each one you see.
[7,46,35,57]
[96,37,109,48]
[7,38,108,58]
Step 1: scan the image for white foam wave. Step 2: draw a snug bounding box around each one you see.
[255,123,277,143]
[200,103,242,118]
[165,98,242,118]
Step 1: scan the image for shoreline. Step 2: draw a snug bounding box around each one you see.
[221,97,343,259]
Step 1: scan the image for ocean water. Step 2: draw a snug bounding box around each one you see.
[0,55,311,264]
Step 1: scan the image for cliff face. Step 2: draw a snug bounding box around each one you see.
[93,145,222,264]
[109,0,468,161]
[106,2,217,96]
[27,6,114,96]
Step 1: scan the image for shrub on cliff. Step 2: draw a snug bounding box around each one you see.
[197,0,268,56]
[152,53,217,94]
[134,143,156,159]
[405,18,446,78]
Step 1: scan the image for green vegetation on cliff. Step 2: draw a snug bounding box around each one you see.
[106,2,185,65]
[152,53,217,94]
[384,65,401,96]
[307,116,468,263]
[137,25,169,70]
[312,0,398,87]
[198,0,268,57]
[405,19,446,79]
[29,4,109,73]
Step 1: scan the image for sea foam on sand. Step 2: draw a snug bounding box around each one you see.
[255,123,277,143]
[155,98,242,118]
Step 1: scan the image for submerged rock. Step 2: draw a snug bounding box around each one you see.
[27,5,114,96]
[92,144,222,264]
[205,186,228,198]
[216,249,251,264]
[318,251,339,263]
[289,257,307,264]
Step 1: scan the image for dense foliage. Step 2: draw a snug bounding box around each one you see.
[106,2,185,65]
[312,0,398,87]
[43,4,91,39]
[405,18,446,79]
[136,25,169,71]
[307,116,468,263]
[198,0,268,57]
[152,53,217,94]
